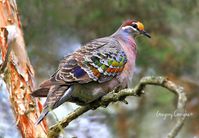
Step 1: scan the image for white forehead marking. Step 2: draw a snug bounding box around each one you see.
[122,25,138,32]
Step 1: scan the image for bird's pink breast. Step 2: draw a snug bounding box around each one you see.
[116,36,137,87]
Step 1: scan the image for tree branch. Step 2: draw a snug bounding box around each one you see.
[47,76,187,138]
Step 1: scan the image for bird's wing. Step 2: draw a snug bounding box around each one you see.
[50,37,128,84]
[34,37,128,125]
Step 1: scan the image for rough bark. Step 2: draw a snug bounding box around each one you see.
[0,0,47,137]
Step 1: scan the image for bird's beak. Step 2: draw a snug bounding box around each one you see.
[140,30,151,38]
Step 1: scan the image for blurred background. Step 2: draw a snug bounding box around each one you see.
[0,0,199,138]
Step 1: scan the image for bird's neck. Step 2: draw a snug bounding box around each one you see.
[112,29,137,53]
[112,30,137,87]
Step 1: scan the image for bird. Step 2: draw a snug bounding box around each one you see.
[31,19,151,125]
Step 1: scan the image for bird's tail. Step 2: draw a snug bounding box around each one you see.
[31,79,64,97]
[31,87,49,97]
[35,106,49,125]
[35,85,71,125]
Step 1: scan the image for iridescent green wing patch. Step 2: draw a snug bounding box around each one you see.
[83,41,127,83]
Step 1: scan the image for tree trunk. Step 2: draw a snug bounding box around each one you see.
[0,0,48,137]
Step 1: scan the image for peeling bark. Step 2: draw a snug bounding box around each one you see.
[0,0,47,137]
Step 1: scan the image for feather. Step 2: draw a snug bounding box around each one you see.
[35,85,69,124]
[48,37,127,85]
[35,106,49,125]
[31,88,49,97]
[72,66,86,78]
[34,35,129,125]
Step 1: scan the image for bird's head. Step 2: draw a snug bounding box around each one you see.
[121,20,151,38]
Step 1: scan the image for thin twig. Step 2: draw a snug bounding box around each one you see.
[47,76,187,138]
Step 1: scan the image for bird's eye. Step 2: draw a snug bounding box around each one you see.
[132,24,137,28]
